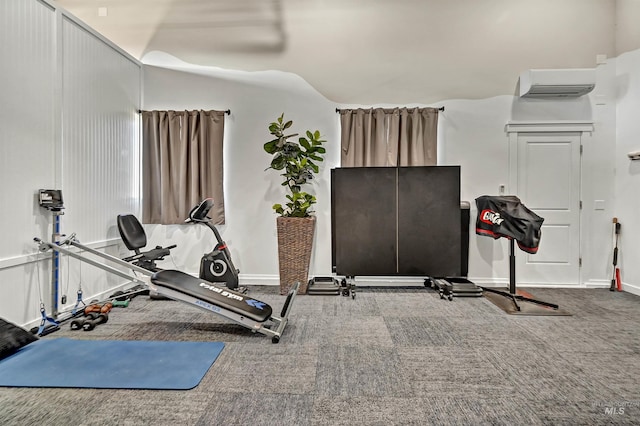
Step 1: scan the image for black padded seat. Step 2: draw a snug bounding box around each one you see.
[117,214,147,252]
[117,214,174,272]
[151,270,272,322]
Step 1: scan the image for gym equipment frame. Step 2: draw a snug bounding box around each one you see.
[33,234,299,343]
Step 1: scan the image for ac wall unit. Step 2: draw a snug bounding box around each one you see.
[519,68,596,98]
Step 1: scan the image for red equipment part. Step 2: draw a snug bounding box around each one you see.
[616,267,622,292]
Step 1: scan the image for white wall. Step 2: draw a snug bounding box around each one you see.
[0,0,142,326]
[438,97,514,283]
[3,2,637,328]
[616,0,640,56]
[141,52,339,284]
[439,89,616,288]
[614,48,640,295]
[142,52,620,291]
[0,0,57,326]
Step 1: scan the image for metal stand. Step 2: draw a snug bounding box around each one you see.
[307,277,341,295]
[34,189,69,333]
[480,239,558,311]
[342,276,356,299]
[50,210,63,318]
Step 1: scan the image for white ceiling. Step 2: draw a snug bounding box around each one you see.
[55,0,640,104]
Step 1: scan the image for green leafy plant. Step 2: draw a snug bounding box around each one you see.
[264,113,326,217]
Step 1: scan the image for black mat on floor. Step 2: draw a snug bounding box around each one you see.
[484,290,572,316]
[0,317,38,360]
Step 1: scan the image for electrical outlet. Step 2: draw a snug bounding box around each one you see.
[628,151,640,160]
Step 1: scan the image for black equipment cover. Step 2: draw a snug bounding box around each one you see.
[475,195,544,254]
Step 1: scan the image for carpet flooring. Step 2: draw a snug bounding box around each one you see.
[0,285,638,425]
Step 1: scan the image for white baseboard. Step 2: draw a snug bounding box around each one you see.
[465,277,509,287]
[441,277,615,289]
[584,279,611,289]
[348,276,428,286]
[621,281,640,296]
[239,275,636,293]
[238,274,280,286]
[585,279,640,296]
[238,274,430,287]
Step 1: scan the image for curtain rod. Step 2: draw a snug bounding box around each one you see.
[137,109,231,115]
[335,106,444,113]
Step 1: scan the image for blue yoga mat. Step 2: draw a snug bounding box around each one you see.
[0,338,224,390]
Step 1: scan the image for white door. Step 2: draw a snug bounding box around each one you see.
[514,132,581,286]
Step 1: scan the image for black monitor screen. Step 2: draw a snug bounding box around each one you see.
[39,189,64,210]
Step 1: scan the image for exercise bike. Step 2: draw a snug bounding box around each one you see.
[186,198,246,294]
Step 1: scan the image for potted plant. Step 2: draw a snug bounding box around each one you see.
[264,113,326,294]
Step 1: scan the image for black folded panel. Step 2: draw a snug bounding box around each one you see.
[397,166,460,276]
[331,167,397,276]
[331,166,461,278]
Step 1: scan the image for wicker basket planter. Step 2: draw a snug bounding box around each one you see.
[276,216,316,295]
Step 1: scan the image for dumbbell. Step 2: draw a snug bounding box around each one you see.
[81,313,108,331]
[84,301,113,316]
[109,291,130,307]
[70,312,109,331]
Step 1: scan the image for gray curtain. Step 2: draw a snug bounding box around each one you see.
[142,110,226,225]
[339,107,439,167]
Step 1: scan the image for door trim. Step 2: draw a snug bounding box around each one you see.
[506,120,593,286]
[506,121,594,134]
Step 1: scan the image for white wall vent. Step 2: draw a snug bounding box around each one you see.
[519,68,596,98]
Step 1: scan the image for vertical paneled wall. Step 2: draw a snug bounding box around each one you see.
[61,17,141,241]
[0,0,56,261]
[0,0,57,325]
[0,0,141,326]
